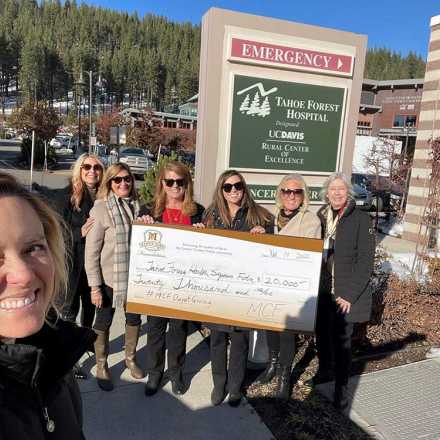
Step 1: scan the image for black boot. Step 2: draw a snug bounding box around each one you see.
[211,386,226,406]
[255,351,279,384]
[144,373,162,397]
[333,384,350,413]
[170,371,186,395]
[275,365,291,401]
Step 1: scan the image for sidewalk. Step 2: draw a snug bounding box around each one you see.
[78,309,274,440]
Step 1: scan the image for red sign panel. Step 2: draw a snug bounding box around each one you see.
[230,38,353,75]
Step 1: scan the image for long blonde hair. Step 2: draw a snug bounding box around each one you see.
[205,170,272,229]
[152,161,197,218]
[0,172,68,314]
[70,153,105,211]
[97,163,137,200]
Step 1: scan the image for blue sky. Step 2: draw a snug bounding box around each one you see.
[84,0,440,57]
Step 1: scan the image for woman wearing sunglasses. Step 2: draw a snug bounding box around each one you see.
[197,169,273,407]
[85,163,146,391]
[255,173,321,400]
[55,153,104,379]
[60,154,104,327]
[143,161,204,397]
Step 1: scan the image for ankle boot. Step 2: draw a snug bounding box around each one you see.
[256,351,279,384]
[125,325,145,379]
[94,330,113,391]
[275,365,291,400]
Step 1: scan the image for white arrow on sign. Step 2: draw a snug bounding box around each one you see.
[337,58,344,70]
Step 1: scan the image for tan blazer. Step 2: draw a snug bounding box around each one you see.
[85,199,116,288]
[276,209,321,239]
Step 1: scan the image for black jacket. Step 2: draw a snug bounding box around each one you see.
[204,207,274,332]
[0,321,96,440]
[62,186,95,309]
[318,200,375,322]
[317,200,375,323]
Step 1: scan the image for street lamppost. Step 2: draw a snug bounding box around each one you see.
[74,74,85,153]
[79,70,94,153]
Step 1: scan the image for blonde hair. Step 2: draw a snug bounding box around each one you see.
[275,173,310,211]
[152,161,197,218]
[0,172,68,315]
[205,169,272,229]
[97,162,137,200]
[70,153,105,211]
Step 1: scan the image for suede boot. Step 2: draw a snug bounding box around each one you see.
[125,325,145,379]
[275,365,291,401]
[94,330,113,391]
[256,351,279,384]
[333,384,350,414]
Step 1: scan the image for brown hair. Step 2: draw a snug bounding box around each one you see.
[204,170,272,228]
[97,162,137,200]
[70,153,105,211]
[152,160,197,218]
[0,172,68,314]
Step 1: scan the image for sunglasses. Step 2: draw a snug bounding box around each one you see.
[163,178,186,187]
[81,163,103,172]
[281,188,304,196]
[112,175,132,184]
[222,181,244,193]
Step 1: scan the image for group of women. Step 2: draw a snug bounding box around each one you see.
[0,154,374,438]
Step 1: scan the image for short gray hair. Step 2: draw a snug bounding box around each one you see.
[320,172,354,201]
[275,173,310,211]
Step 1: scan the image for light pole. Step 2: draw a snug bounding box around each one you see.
[79,71,94,153]
[74,74,85,153]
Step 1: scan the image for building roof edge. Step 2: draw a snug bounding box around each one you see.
[431,15,440,27]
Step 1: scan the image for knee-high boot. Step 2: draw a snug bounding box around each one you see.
[125,325,145,379]
[275,365,291,401]
[94,330,113,391]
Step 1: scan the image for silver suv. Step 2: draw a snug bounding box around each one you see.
[118,147,154,178]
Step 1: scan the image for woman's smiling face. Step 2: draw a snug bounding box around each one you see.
[0,197,55,340]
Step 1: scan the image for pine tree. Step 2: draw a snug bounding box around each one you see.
[258,96,271,117]
[247,91,261,116]
[239,94,250,113]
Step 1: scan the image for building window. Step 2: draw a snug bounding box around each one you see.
[356,120,371,136]
[164,120,177,128]
[393,115,417,128]
[180,122,191,129]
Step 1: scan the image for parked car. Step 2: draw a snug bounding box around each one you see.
[352,183,373,210]
[118,147,154,178]
[352,173,404,212]
[50,135,72,149]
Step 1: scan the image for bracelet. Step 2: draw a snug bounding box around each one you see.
[91,288,101,294]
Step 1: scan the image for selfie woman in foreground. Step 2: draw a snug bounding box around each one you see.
[0,172,95,439]
[197,170,273,407]
[314,172,375,412]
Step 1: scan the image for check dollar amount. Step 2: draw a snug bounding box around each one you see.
[126,224,323,332]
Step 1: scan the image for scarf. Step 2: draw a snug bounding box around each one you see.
[106,193,140,308]
[322,204,345,294]
[276,208,299,232]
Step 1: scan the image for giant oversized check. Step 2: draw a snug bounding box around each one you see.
[126,224,323,332]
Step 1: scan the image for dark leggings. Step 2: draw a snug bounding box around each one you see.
[61,269,95,328]
[266,330,297,367]
[93,284,141,332]
[210,330,249,394]
[315,292,354,387]
[145,316,188,378]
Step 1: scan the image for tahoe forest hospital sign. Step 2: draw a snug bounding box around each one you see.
[195,8,367,206]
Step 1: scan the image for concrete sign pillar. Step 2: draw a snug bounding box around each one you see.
[194,8,367,208]
[403,14,440,242]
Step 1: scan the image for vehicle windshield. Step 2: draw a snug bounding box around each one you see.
[120,148,144,155]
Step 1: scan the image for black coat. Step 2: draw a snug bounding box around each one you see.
[0,321,96,440]
[204,207,274,332]
[62,186,95,304]
[317,200,375,323]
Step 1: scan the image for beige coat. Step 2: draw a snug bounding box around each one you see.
[276,209,321,239]
[85,199,116,288]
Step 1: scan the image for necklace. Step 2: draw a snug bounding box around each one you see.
[166,208,182,224]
